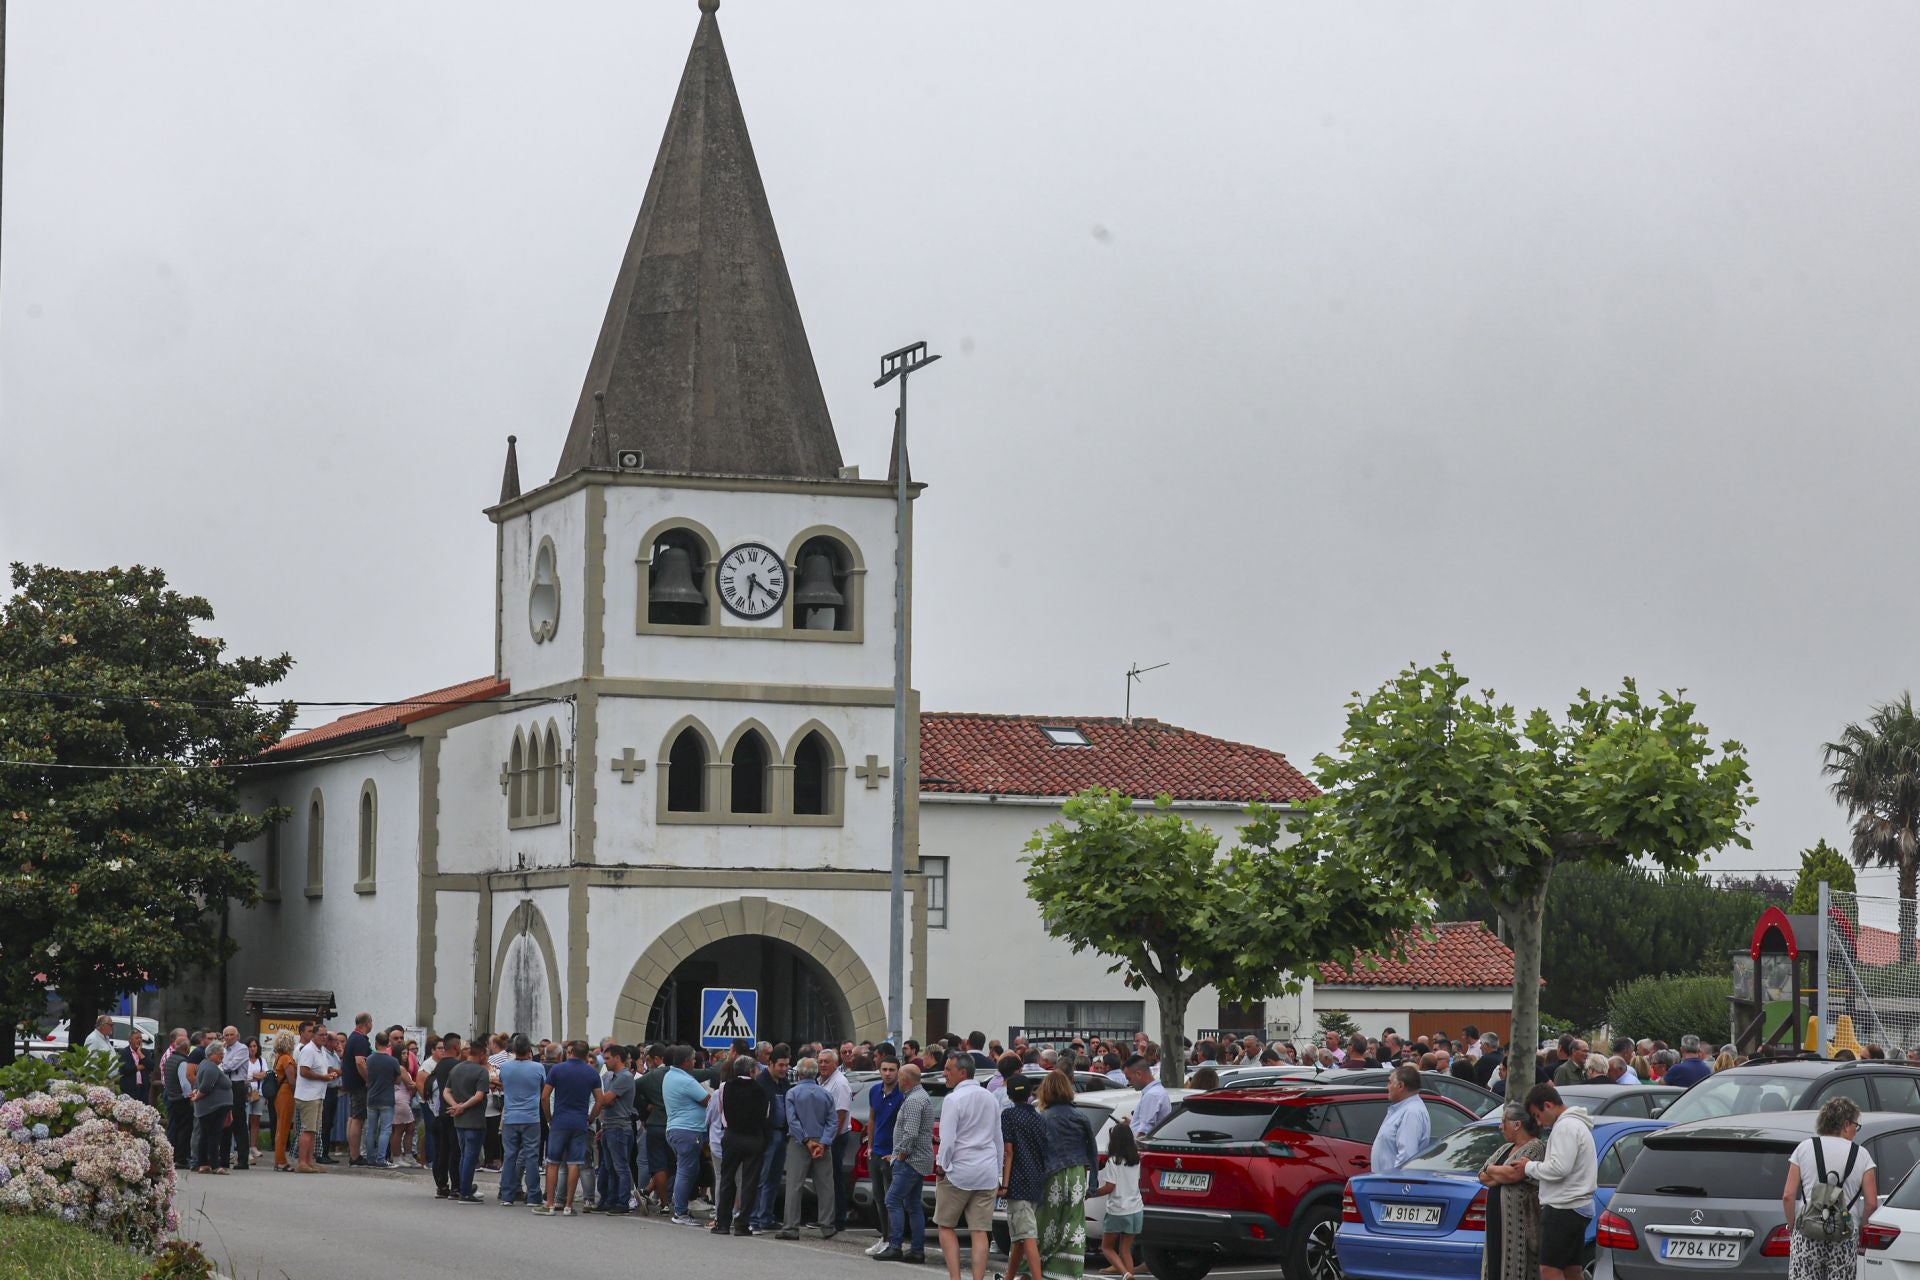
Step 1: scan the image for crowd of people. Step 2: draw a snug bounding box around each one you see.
[96,1012,1907,1280]
[109,1016,1160,1280]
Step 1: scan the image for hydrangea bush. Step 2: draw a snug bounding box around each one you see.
[0,1081,177,1246]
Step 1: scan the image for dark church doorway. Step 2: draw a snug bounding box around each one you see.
[646,933,849,1046]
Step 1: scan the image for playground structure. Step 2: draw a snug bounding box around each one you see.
[1737,902,1915,1058]
[1733,907,1821,1057]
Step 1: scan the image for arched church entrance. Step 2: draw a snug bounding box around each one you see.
[611,897,888,1047]
[648,934,845,1045]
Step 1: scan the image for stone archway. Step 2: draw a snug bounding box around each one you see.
[611,896,887,1045]
[491,900,563,1043]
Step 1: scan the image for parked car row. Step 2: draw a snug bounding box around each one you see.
[1111,1055,1920,1280]
[11,1016,157,1060]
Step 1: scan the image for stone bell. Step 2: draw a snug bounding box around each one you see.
[794,552,844,629]
[648,546,705,607]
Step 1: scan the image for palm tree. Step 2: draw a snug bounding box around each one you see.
[1824,693,1920,963]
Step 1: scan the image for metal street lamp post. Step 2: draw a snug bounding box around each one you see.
[874,341,939,1049]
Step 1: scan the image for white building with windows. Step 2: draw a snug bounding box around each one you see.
[219,3,1334,1052]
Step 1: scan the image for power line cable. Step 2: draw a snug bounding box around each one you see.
[0,685,562,711]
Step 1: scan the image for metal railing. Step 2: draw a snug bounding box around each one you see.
[1007,1026,1140,1046]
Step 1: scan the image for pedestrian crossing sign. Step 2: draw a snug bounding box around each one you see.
[699,987,758,1048]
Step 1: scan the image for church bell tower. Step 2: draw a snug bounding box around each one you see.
[478,0,921,1049]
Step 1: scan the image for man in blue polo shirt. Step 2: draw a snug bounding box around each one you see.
[662,1044,713,1226]
[535,1041,602,1216]
[498,1035,547,1206]
[1661,1035,1712,1090]
[866,1059,905,1248]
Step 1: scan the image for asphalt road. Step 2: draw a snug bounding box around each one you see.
[175,1162,978,1280]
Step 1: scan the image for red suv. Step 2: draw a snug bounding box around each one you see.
[1140,1085,1478,1280]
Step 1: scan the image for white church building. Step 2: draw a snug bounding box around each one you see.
[223,2,1361,1052]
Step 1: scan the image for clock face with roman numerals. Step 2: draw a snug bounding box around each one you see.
[716,542,788,619]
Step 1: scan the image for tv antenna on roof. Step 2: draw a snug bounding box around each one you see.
[1125,662,1169,725]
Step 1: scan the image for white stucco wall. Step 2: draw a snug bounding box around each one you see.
[498,490,588,694]
[229,743,422,1024]
[437,710,576,875]
[920,796,1313,1047]
[593,696,892,870]
[432,890,480,1037]
[602,484,901,688]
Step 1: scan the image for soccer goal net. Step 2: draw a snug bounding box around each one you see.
[1818,890,1920,1057]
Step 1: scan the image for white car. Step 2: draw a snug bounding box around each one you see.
[992,1086,1195,1256]
[1861,1181,1920,1277]
[15,1016,159,1060]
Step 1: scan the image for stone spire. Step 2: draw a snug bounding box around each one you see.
[553,0,843,482]
[500,435,521,503]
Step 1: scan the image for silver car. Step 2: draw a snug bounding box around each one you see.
[1598,1110,1920,1278]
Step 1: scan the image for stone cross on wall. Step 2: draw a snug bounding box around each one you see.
[610,747,647,784]
[855,755,890,789]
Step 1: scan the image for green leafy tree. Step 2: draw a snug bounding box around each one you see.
[1024,789,1429,1086]
[1291,657,1754,1059]
[1824,694,1920,962]
[1790,839,1857,915]
[1441,862,1776,1029]
[0,565,294,1065]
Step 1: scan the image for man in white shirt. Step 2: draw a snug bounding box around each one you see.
[1369,1065,1430,1174]
[933,1055,1000,1280]
[83,1016,117,1058]
[1125,1056,1171,1139]
[219,1026,253,1170]
[293,1027,338,1173]
[818,1048,854,1231]
[1605,1055,1641,1086]
[1489,1084,1596,1280]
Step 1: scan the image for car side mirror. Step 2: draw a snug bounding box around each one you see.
[1650,1103,1667,1118]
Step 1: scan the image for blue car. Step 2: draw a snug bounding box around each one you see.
[1334,1115,1664,1280]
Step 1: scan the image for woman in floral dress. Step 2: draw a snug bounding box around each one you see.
[1035,1071,1099,1280]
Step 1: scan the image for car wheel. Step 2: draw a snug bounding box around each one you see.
[1288,1203,1342,1280]
[1140,1244,1212,1280]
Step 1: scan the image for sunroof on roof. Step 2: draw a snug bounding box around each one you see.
[1041,726,1089,746]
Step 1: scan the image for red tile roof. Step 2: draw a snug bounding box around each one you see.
[919,714,1319,804]
[261,675,509,758]
[1855,924,1907,967]
[1317,921,1520,990]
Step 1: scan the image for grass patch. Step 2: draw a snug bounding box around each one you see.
[0,1215,153,1280]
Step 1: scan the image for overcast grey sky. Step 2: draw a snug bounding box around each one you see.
[5,2,1918,887]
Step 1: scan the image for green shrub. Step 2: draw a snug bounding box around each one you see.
[0,1048,121,1100]
[1604,972,1729,1047]
[1317,1010,1358,1043]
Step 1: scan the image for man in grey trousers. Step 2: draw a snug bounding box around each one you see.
[775,1058,839,1239]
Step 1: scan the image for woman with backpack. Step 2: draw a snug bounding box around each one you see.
[1782,1096,1880,1279]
